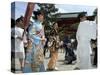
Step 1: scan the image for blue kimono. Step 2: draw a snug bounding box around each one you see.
[23,20,45,72]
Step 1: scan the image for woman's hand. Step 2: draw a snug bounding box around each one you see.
[41,36,46,45]
[41,36,46,41]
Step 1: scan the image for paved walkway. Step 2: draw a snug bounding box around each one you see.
[11,49,97,73]
[44,51,77,71]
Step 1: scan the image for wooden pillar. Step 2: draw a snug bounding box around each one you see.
[23,2,35,30]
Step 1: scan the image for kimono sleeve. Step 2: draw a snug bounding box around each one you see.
[28,24,41,45]
[90,21,97,40]
[76,25,80,41]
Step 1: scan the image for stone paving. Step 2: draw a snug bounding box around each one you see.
[11,50,97,73]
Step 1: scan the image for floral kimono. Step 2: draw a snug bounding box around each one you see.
[24,20,45,72]
[47,28,60,70]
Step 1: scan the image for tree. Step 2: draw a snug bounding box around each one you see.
[93,8,97,16]
[35,3,59,36]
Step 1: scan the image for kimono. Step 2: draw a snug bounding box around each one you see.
[76,20,97,69]
[23,20,45,72]
[47,28,60,70]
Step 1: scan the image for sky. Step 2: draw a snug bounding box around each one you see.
[11,2,97,19]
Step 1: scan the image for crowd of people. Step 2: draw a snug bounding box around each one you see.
[11,10,97,73]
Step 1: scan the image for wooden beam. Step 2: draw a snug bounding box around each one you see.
[23,2,35,30]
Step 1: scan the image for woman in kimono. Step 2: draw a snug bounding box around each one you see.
[24,11,46,72]
[47,22,60,71]
[75,12,97,69]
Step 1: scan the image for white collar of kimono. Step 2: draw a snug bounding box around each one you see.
[35,20,42,24]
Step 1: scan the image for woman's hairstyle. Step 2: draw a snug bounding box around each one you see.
[78,12,87,19]
[33,10,44,20]
[16,16,24,23]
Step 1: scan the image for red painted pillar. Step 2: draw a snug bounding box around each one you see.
[23,2,35,30]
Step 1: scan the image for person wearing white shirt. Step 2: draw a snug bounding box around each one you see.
[11,16,25,71]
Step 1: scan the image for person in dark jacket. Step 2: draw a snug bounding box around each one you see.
[63,35,76,64]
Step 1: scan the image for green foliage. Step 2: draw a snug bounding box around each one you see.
[93,8,97,16]
[33,3,59,36]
